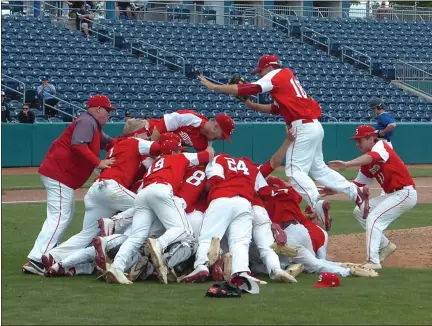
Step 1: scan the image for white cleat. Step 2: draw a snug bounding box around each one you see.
[147,238,168,284]
[361,261,382,270]
[274,268,297,283]
[208,237,221,267]
[223,253,232,281]
[349,266,379,277]
[379,242,397,262]
[105,266,133,284]
[285,263,304,277]
[98,218,115,237]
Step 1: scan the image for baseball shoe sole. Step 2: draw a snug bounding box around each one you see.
[223,253,232,281]
[314,200,332,231]
[285,263,304,277]
[167,268,180,283]
[211,256,224,282]
[22,260,46,276]
[350,265,379,277]
[147,238,168,284]
[45,263,66,277]
[379,242,397,262]
[208,237,221,267]
[356,186,370,219]
[41,254,56,269]
[92,236,108,271]
[98,218,115,237]
[180,265,210,283]
[339,262,363,268]
[361,261,382,270]
[275,269,297,283]
[271,223,287,245]
[127,254,149,282]
[105,266,133,285]
[271,243,298,258]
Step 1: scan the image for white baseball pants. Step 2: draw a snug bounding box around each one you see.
[187,210,205,239]
[285,119,358,209]
[251,205,282,278]
[28,175,75,263]
[194,197,253,275]
[113,183,192,271]
[48,179,135,262]
[353,186,417,264]
[281,223,350,277]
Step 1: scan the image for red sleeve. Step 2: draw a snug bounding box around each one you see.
[259,160,274,178]
[155,120,168,134]
[149,142,161,156]
[197,151,210,165]
[104,138,116,152]
[207,175,224,189]
[270,104,280,115]
[257,185,272,199]
[237,83,262,97]
[71,144,101,167]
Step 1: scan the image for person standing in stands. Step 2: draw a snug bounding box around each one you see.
[37,77,58,119]
[369,97,396,148]
[22,95,117,276]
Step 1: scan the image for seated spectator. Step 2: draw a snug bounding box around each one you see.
[124,111,132,121]
[17,104,35,124]
[1,91,12,123]
[37,77,58,119]
[76,3,94,38]
[68,1,84,18]
[116,1,131,20]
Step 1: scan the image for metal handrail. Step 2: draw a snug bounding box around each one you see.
[395,60,432,97]
[43,101,75,119]
[258,9,291,35]
[301,27,331,55]
[40,93,82,118]
[137,40,186,74]
[81,18,116,47]
[341,46,373,74]
[2,74,26,103]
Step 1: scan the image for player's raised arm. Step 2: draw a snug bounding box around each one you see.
[151,110,206,141]
[183,146,215,167]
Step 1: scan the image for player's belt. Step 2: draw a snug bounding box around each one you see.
[280,218,299,230]
[389,185,415,193]
[288,119,314,128]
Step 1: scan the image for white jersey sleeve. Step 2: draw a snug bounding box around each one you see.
[254,171,268,191]
[205,155,225,179]
[182,152,200,167]
[137,138,156,155]
[164,112,204,132]
[354,170,374,185]
[371,141,390,162]
[142,156,154,169]
[251,68,281,93]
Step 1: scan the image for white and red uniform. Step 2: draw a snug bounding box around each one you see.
[47,137,159,263]
[194,154,269,276]
[111,152,210,272]
[239,65,359,210]
[353,141,417,264]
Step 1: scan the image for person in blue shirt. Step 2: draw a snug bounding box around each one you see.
[37,77,58,118]
[369,97,396,148]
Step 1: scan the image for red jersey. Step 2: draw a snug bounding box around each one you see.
[155,110,209,151]
[206,154,268,202]
[252,160,274,207]
[264,185,306,225]
[252,68,321,123]
[301,219,326,254]
[176,166,207,214]
[354,141,415,194]
[97,137,159,189]
[193,193,209,213]
[143,152,202,193]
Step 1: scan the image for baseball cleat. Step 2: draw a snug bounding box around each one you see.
[271,243,298,258]
[127,254,149,282]
[138,262,154,281]
[92,236,108,271]
[22,259,46,276]
[180,265,210,283]
[211,256,224,282]
[41,253,56,269]
[223,252,232,281]
[349,265,379,277]
[105,266,133,285]
[98,218,115,237]
[45,263,66,277]
[339,262,363,268]
[379,242,397,262]
[147,238,168,284]
[275,268,298,283]
[361,261,382,270]
[208,237,221,266]
[314,200,332,231]
[167,268,180,283]
[285,263,304,277]
[271,223,287,245]
[355,186,370,219]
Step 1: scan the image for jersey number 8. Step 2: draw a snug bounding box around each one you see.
[185,170,206,186]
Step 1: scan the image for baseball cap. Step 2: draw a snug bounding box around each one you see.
[252,55,282,73]
[369,97,384,109]
[313,272,341,288]
[160,139,186,155]
[350,125,377,140]
[215,113,235,142]
[41,76,49,81]
[87,95,116,110]
[159,132,182,144]
[124,111,131,117]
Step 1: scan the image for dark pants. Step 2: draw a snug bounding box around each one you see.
[44,99,59,118]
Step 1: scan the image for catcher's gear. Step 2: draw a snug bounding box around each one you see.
[206,281,242,298]
[164,240,197,269]
[228,73,249,102]
[271,243,299,257]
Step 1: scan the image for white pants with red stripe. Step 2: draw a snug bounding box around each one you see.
[285,119,358,209]
[48,179,135,262]
[28,175,76,263]
[194,197,253,275]
[187,210,205,239]
[113,183,193,272]
[353,186,417,264]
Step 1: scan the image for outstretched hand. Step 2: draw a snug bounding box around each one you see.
[317,185,337,198]
[285,126,297,142]
[328,160,348,171]
[198,75,216,91]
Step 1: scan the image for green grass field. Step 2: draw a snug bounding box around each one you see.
[2,200,432,325]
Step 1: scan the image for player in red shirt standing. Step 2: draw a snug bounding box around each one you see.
[198,55,368,223]
[105,139,214,284]
[327,125,417,269]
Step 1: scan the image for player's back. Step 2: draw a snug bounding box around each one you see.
[176,165,207,213]
[264,185,306,225]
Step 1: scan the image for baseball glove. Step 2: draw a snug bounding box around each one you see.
[271,242,299,258]
[228,73,249,102]
[205,281,242,298]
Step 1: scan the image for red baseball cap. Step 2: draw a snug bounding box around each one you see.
[215,113,235,142]
[160,139,186,155]
[159,132,182,144]
[252,55,282,73]
[313,272,341,288]
[87,95,115,110]
[350,125,377,140]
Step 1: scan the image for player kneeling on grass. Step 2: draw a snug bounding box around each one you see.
[105,139,215,284]
[323,125,417,270]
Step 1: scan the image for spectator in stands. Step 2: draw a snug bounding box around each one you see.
[131,1,146,20]
[376,1,392,20]
[124,111,132,121]
[76,3,94,38]
[68,1,84,18]
[369,97,396,148]
[1,91,13,123]
[37,77,58,119]
[17,104,35,124]
[116,1,132,20]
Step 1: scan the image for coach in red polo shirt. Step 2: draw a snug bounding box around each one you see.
[23,95,117,275]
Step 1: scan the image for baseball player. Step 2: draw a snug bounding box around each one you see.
[105,139,215,285]
[150,109,235,151]
[41,119,161,270]
[327,125,417,270]
[23,95,116,275]
[369,97,396,148]
[181,154,287,286]
[198,55,369,225]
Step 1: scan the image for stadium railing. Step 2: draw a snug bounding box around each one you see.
[1,75,26,103]
[341,46,374,75]
[396,61,432,98]
[301,27,331,55]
